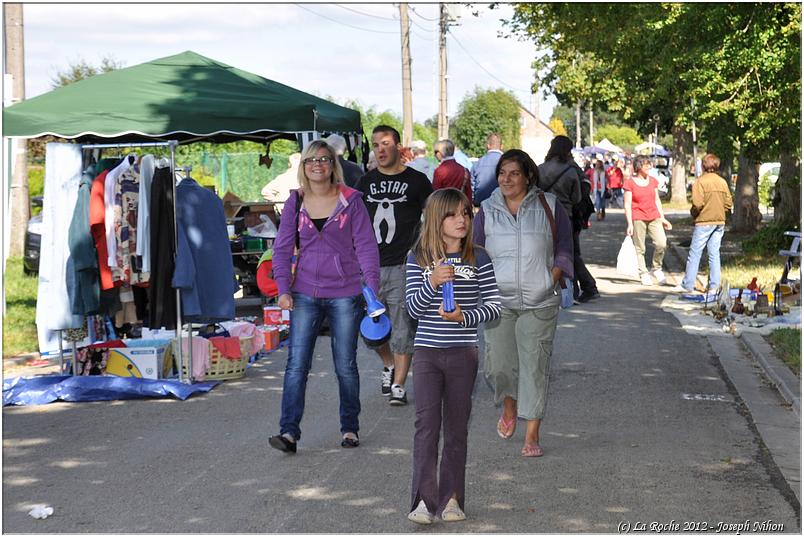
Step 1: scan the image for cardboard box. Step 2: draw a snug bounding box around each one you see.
[105,347,168,380]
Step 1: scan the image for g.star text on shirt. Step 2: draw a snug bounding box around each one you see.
[369,181,409,196]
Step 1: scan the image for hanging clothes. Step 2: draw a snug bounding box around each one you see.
[36,143,85,353]
[90,160,125,291]
[112,162,149,286]
[136,155,155,272]
[172,177,238,323]
[148,165,177,329]
[67,166,100,316]
[104,154,135,268]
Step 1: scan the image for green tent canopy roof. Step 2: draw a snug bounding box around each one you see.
[2,51,362,143]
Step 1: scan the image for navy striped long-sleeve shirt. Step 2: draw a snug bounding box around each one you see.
[405,248,502,348]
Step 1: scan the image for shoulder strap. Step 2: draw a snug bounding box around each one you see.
[540,163,574,194]
[294,190,304,251]
[537,191,567,290]
[537,191,557,254]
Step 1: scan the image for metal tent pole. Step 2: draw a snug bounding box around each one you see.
[168,141,190,383]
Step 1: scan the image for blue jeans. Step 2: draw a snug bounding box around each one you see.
[279,293,362,441]
[681,225,725,291]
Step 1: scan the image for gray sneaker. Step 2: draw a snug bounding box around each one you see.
[389,384,408,406]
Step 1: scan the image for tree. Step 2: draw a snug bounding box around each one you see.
[452,87,521,157]
[595,124,642,152]
[506,3,801,228]
[50,56,124,88]
[548,117,567,137]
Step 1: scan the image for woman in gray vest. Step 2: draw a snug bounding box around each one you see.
[472,150,574,458]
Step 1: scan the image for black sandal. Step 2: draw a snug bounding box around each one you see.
[269,434,297,454]
[341,433,360,448]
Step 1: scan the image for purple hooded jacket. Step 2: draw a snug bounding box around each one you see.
[273,185,380,298]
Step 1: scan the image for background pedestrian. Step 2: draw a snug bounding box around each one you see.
[624,155,673,286]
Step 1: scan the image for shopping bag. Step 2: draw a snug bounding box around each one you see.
[616,236,639,278]
[560,277,574,309]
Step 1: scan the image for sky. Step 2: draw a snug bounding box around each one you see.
[20,2,557,125]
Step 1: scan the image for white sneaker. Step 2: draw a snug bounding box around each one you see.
[653,270,667,285]
[671,284,692,293]
[640,273,653,286]
[441,498,466,522]
[408,500,434,524]
[389,384,408,406]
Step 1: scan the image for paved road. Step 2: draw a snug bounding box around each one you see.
[3,210,800,533]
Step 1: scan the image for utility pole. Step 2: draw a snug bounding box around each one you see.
[575,100,581,147]
[437,3,448,140]
[4,3,28,258]
[588,104,594,147]
[399,3,413,146]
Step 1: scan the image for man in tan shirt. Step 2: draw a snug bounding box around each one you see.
[674,153,734,292]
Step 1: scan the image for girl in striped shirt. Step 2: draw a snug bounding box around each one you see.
[404,188,501,524]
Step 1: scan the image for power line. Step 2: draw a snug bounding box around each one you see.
[295,4,398,34]
[408,12,433,33]
[410,5,439,21]
[447,29,533,94]
[332,4,398,21]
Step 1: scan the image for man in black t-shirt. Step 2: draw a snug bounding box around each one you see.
[355,125,433,406]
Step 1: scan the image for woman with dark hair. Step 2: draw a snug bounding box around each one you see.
[538,135,599,303]
[269,140,381,453]
[474,149,574,458]
[624,155,673,286]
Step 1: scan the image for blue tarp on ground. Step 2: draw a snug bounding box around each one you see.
[3,375,219,406]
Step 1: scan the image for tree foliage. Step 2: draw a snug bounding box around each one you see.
[452,87,521,157]
[50,56,124,88]
[595,124,642,152]
[505,2,801,228]
[548,117,567,137]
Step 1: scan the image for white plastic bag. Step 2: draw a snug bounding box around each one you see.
[616,236,639,278]
[560,277,574,309]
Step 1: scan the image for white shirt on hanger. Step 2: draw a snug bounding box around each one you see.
[136,154,155,272]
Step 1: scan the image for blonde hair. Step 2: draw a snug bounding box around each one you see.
[412,188,475,268]
[296,140,344,191]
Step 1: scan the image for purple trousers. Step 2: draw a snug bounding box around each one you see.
[410,346,478,515]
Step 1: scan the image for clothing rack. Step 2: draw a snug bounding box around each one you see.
[61,139,195,384]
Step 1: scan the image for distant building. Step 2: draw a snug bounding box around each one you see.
[519,98,554,165]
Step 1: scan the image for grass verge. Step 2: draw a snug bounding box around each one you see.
[3,257,39,356]
[764,328,801,377]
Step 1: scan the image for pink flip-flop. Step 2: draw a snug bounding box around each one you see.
[496,413,516,439]
[521,442,544,457]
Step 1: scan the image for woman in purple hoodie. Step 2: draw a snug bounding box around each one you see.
[269,140,381,454]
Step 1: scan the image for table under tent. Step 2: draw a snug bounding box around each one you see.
[3,50,363,404]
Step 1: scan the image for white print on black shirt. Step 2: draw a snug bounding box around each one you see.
[367,194,407,244]
[422,261,476,280]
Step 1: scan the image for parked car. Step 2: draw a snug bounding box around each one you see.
[23,196,43,275]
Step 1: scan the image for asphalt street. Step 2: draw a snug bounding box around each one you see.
[3,209,800,533]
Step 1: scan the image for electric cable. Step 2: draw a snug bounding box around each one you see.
[295,4,398,34]
[332,4,398,21]
[447,28,533,94]
[410,6,439,21]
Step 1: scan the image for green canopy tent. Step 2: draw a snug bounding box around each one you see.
[2,50,362,143]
